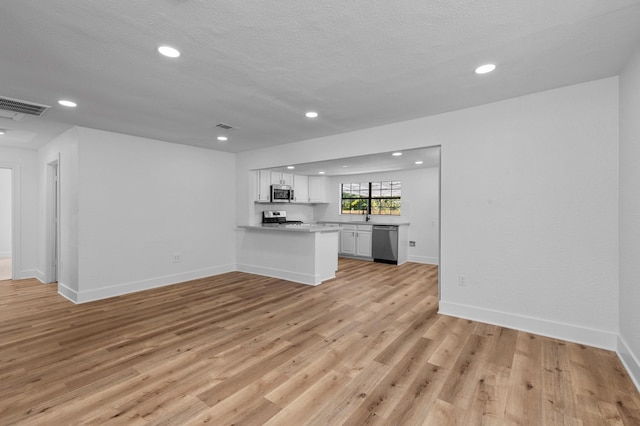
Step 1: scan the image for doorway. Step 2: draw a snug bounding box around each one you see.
[45,160,60,283]
[0,168,11,280]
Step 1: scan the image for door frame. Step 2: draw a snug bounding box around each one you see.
[0,163,20,280]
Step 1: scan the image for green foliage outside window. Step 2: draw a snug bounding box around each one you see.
[341,181,401,215]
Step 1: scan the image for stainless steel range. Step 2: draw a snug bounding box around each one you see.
[262,210,303,225]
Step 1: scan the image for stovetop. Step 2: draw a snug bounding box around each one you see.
[262,210,303,225]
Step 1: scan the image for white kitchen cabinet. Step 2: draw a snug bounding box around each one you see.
[255,170,272,202]
[271,172,293,186]
[355,225,373,257]
[340,225,356,255]
[255,170,325,204]
[293,174,309,203]
[308,176,326,203]
[339,224,372,258]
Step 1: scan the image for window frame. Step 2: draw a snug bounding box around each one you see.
[340,180,401,216]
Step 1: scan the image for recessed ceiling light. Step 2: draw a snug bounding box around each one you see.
[475,63,496,74]
[392,152,402,156]
[217,136,228,142]
[158,45,180,58]
[58,100,77,107]
[318,171,325,175]
[287,166,295,170]
[305,111,318,118]
[0,130,5,135]
[415,161,424,165]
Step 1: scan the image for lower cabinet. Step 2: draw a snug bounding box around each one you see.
[339,224,372,258]
[340,226,356,255]
[355,228,372,257]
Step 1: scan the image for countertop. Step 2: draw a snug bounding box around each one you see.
[238,223,340,233]
[317,221,410,226]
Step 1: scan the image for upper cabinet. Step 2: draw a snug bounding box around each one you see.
[309,176,326,203]
[255,170,271,202]
[293,175,309,203]
[271,172,293,186]
[254,170,327,203]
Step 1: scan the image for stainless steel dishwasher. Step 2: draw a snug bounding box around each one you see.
[372,225,399,264]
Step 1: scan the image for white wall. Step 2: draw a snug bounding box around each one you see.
[0,146,38,278]
[237,77,619,349]
[0,168,11,257]
[619,44,640,389]
[316,168,439,264]
[68,127,236,302]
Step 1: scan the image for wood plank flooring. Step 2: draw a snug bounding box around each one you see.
[1,258,639,425]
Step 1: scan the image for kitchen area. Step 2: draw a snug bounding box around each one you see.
[236,147,440,286]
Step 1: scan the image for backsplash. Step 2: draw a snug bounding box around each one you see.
[254,203,316,224]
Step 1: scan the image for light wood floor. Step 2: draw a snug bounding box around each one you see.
[0,257,11,281]
[1,259,639,425]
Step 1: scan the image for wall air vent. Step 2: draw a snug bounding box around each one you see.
[215,122,235,130]
[0,96,51,121]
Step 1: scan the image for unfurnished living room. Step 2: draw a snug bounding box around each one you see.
[2,1,640,425]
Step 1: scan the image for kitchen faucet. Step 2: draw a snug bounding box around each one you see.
[365,214,371,222]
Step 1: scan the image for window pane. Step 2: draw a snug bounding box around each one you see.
[391,181,401,197]
[390,200,401,215]
[360,182,369,197]
[342,184,352,198]
[349,184,360,198]
[341,199,351,214]
[371,182,381,197]
[371,199,381,215]
[346,184,359,198]
[355,199,369,214]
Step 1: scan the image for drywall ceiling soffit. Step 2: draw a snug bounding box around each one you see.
[1,0,640,152]
[266,147,441,176]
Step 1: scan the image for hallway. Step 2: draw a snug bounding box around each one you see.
[0,257,10,281]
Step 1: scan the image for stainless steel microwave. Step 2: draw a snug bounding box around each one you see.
[271,184,293,202]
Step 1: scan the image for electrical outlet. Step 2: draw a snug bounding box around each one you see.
[458,275,467,286]
[173,254,182,263]
[409,241,416,247]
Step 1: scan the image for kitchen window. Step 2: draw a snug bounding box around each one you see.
[341,181,401,215]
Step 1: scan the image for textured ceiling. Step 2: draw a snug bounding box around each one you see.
[1,0,640,152]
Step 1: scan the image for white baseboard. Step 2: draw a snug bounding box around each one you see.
[0,251,11,257]
[18,269,38,280]
[617,335,640,393]
[236,264,323,286]
[66,264,236,304]
[33,269,46,283]
[408,255,439,265]
[439,301,617,350]
[57,282,78,303]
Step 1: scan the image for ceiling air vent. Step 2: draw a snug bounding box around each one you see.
[215,122,235,130]
[0,95,51,121]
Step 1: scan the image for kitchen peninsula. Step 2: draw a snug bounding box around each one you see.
[236,223,340,286]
